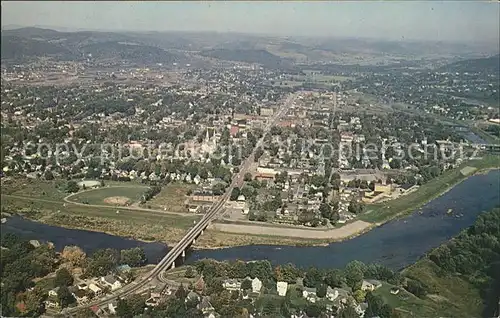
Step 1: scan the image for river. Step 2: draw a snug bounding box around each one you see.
[1,216,169,264]
[187,169,500,270]
[2,170,499,270]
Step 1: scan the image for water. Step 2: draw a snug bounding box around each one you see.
[1,217,169,264]
[2,170,499,270]
[187,170,500,270]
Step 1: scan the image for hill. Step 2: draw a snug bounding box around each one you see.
[81,41,180,64]
[200,48,289,68]
[1,27,185,64]
[0,35,75,60]
[438,54,500,75]
[400,207,500,318]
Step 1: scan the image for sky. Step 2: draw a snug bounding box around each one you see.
[1,1,499,43]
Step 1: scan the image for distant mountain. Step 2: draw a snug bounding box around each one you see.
[82,41,180,64]
[200,49,289,68]
[0,27,184,63]
[1,35,74,60]
[438,54,500,74]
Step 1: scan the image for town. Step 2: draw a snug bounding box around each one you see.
[1,2,499,317]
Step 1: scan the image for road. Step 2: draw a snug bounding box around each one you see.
[66,93,295,315]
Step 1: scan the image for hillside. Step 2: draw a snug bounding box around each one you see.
[200,48,289,68]
[0,35,75,60]
[400,207,500,318]
[81,41,180,64]
[438,54,500,75]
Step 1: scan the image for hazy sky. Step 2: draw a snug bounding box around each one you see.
[2,1,499,43]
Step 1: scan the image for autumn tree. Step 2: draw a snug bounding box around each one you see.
[61,245,86,268]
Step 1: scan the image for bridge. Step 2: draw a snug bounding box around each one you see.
[66,94,295,315]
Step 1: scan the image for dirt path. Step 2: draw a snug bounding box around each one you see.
[209,220,375,239]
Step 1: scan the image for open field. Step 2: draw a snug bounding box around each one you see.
[359,155,500,223]
[145,183,196,213]
[67,186,148,206]
[1,180,200,244]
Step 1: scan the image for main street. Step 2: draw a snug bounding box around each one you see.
[65,93,296,315]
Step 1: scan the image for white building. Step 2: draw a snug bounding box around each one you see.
[276,281,288,297]
[100,275,122,291]
[251,277,262,293]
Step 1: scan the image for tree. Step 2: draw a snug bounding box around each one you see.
[305,303,323,317]
[61,246,86,268]
[325,269,344,288]
[44,170,54,180]
[244,172,253,182]
[230,187,240,201]
[66,180,80,193]
[116,298,131,318]
[57,285,76,308]
[338,305,359,318]
[84,248,119,277]
[353,289,367,303]
[345,260,366,290]
[55,268,74,287]
[175,284,187,300]
[23,285,46,316]
[304,267,322,288]
[74,307,98,317]
[241,278,252,291]
[120,247,146,267]
[185,267,196,278]
[348,199,364,214]
[365,292,385,318]
[316,283,327,298]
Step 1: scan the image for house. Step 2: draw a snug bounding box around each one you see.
[355,302,369,316]
[198,296,215,315]
[29,240,41,248]
[77,283,88,290]
[72,289,89,305]
[276,281,288,297]
[326,286,338,301]
[146,297,160,307]
[100,274,122,291]
[223,279,241,291]
[44,297,59,309]
[108,301,118,315]
[90,305,106,316]
[332,287,351,305]
[116,264,132,273]
[185,291,201,303]
[302,287,317,303]
[89,283,103,297]
[48,287,60,297]
[390,287,400,295]
[251,277,262,293]
[361,279,382,291]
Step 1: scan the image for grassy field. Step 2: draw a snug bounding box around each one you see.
[394,259,484,318]
[145,183,196,213]
[67,186,148,205]
[2,194,199,243]
[1,177,200,243]
[359,155,500,223]
[1,178,69,201]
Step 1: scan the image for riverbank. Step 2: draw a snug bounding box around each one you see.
[2,155,498,249]
[193,156,499,248]
[359,155,499,223]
